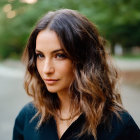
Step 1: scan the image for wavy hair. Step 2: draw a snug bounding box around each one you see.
[22,9,123,139]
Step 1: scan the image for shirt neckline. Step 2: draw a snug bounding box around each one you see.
[52,113,85,140]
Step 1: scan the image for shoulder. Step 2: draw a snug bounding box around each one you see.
[19,102,37,116]
[13,102,38,132]
[16,102,37,121]
[13,102,38,139]
[98,111,140,140]
[116,111,140,139]
[112,111,135,127]
[112,111,139,130]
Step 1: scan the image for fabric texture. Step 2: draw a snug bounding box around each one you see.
[12,102,140,140]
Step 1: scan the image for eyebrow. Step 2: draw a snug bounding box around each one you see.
[35,49,64,54]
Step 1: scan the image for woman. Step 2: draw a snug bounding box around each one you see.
[13,9,140,140]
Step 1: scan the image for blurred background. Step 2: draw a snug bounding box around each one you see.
[0,0,140,139]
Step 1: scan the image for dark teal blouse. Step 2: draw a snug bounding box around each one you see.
[13,102,140,140]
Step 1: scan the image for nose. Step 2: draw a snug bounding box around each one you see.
[43,58,55,74]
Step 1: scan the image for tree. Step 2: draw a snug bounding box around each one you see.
[0,0,140,59]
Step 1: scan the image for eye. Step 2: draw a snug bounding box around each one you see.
[55,53,67,59]
[36,53,44,59]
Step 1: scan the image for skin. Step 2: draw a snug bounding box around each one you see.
[36,30,74,94]
[36,29,77,138]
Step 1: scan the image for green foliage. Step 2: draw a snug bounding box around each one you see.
[0,0,140,59]
[96,0,140,49]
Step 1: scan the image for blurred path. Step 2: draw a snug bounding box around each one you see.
[121,85,140,127]
[114,58,140,71]
[0,60,31,140]
[0,59,140,140]
[114,58,140,126]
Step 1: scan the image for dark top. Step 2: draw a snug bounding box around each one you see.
[13,102,140,140]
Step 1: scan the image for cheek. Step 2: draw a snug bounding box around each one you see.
[59,62,74,79]
[36,61,42,76]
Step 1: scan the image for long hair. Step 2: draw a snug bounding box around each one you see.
[22,9,123,139]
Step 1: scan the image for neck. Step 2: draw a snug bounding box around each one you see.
[56,90,81,121]
[57,89,72,113]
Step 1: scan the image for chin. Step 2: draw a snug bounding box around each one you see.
[46,84,69,94]
[46,86,60,93]
[47,89,57,93]
[47,87,68,94]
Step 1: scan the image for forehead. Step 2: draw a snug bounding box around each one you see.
[36,29,62,52]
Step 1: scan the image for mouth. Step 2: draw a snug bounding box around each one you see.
[44,79,59,85]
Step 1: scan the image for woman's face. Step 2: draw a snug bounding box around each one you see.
[36,29,74,94]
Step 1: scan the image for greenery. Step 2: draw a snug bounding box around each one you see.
[0,0,140,59]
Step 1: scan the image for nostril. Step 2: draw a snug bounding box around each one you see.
[43,65,55,74]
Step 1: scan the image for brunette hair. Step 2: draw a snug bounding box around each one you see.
[22,9,123,139]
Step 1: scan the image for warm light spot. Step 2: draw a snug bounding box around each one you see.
[3,4,12,13]
[20,0,37,4]
[7,10,16,19]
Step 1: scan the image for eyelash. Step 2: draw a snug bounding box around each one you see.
[36,53,44,59]
[55,53,67,59]
[35,53,67,59]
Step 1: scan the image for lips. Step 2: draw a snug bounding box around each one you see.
[44,79,59,85]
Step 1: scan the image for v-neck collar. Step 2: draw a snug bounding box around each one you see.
[52,113,85,140]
